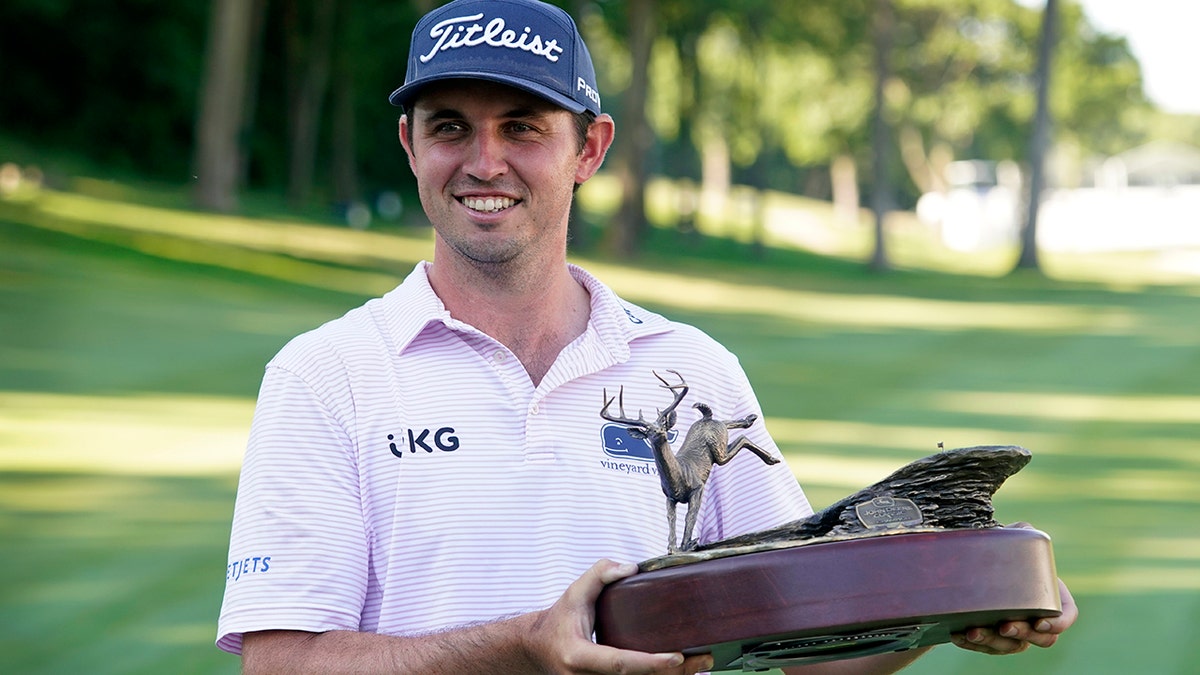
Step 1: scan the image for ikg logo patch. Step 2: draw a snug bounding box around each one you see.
[388,427,460,458]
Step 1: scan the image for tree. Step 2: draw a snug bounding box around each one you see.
[1014,0,1058,272]
[609,1,874,245]
[881,0,1147,207]
[1046,1,1150,163]
[193,0,257,212]
[283,0,338,209]
[869,0,896,272]
[238,0,271,190]
[610,0,656,255]
[330,4,363,208]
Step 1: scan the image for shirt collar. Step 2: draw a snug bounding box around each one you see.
[379,261,673,362]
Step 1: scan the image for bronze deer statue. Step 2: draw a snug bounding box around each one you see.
[601,370,781,554]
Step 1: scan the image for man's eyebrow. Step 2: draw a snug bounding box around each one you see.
[421,108,464,124]
[500,106,551,120]
[418,106,552,124]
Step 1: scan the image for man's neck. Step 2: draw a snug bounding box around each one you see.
[428,258,591,386]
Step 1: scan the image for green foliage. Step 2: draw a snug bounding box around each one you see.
[1050,1,1153,157]
[0,0,1184,215]
[246,0,422,198]
[1146,111,1200,148]
[0,0,209,177]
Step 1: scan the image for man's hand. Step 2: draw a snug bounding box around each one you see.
[524,559,714,675]
[951,576,1078,655]
[951,522,1079,656]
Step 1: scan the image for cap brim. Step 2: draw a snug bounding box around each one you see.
[388,73,587,114]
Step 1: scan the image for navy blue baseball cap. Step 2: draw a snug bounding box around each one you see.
[389,0,601,116]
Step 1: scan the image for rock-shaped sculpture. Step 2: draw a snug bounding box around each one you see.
[702,445,1031,552]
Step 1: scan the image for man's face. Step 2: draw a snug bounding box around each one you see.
[399,80,611,270]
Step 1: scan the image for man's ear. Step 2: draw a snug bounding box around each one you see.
[398,114,416,170]
[574,113,615,185]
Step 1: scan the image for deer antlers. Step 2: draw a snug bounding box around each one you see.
[600,370,689,431]
[599,370,779,554]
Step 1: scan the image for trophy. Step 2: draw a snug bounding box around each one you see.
[593,372,1061,671]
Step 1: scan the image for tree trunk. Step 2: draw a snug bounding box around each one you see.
[830,154,859,226]
[748,158,768,258]
[611,0,656,255]
[284,0,337,209]
[1014,0,1058,272]
[330,69,358,207]
[193,0,256,212]
[330,4,358,208]
[897,125,934,195]
[237,0,271,190]
[699,133,730,233]
[868,0,895,272]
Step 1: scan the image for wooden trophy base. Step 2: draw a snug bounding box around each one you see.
[594,527,1060,671]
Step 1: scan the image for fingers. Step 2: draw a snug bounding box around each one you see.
[1004,577,1079,649]
[572,561,714,674]
[534,559,713,674]
[951,625,1032,655]
[680,653,716,674]
[576,649,712,675]
[1047,577,1080,634]
[562,559,637,615]
[595,559,640,586]
[952,617,1061,654]
[952,577,1079,655]
[562,644,686,675]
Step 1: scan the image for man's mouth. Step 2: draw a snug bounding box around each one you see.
[460,196,517,213]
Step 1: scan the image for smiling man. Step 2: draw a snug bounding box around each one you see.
[216,1,1075,674]
[397,80,608,385]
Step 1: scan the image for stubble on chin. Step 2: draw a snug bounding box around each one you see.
[427,179,575,281]
[450,238,522,274]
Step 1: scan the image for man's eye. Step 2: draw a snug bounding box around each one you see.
[433,121,466,134]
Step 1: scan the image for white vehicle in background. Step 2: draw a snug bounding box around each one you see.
[916,160,1022,252]
[1037,142,1200,253]
[918,143,1200,256]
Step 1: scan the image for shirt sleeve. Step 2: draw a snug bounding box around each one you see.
[692,358,814,545]
[216,363,369,655]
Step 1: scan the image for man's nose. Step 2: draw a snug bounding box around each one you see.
[462,131,508,181]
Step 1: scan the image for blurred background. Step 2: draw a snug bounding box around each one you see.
[1,1,1198,673]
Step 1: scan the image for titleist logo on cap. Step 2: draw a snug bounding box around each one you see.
[420,12,565,64]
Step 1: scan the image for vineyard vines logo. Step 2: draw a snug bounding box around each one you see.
[601,423,677,461]
[599,424,677,476]
[420,13,564,64]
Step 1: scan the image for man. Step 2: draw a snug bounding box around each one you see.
[217,1,1076,673]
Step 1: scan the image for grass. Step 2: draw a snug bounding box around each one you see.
[2,181,1199,674]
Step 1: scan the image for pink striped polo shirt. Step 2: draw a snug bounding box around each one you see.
[217,262,812,654]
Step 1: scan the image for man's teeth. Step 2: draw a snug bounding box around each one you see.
[462,196,515,213]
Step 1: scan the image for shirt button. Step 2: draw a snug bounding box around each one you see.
[530,402,541,415]
[493,350,507,363]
